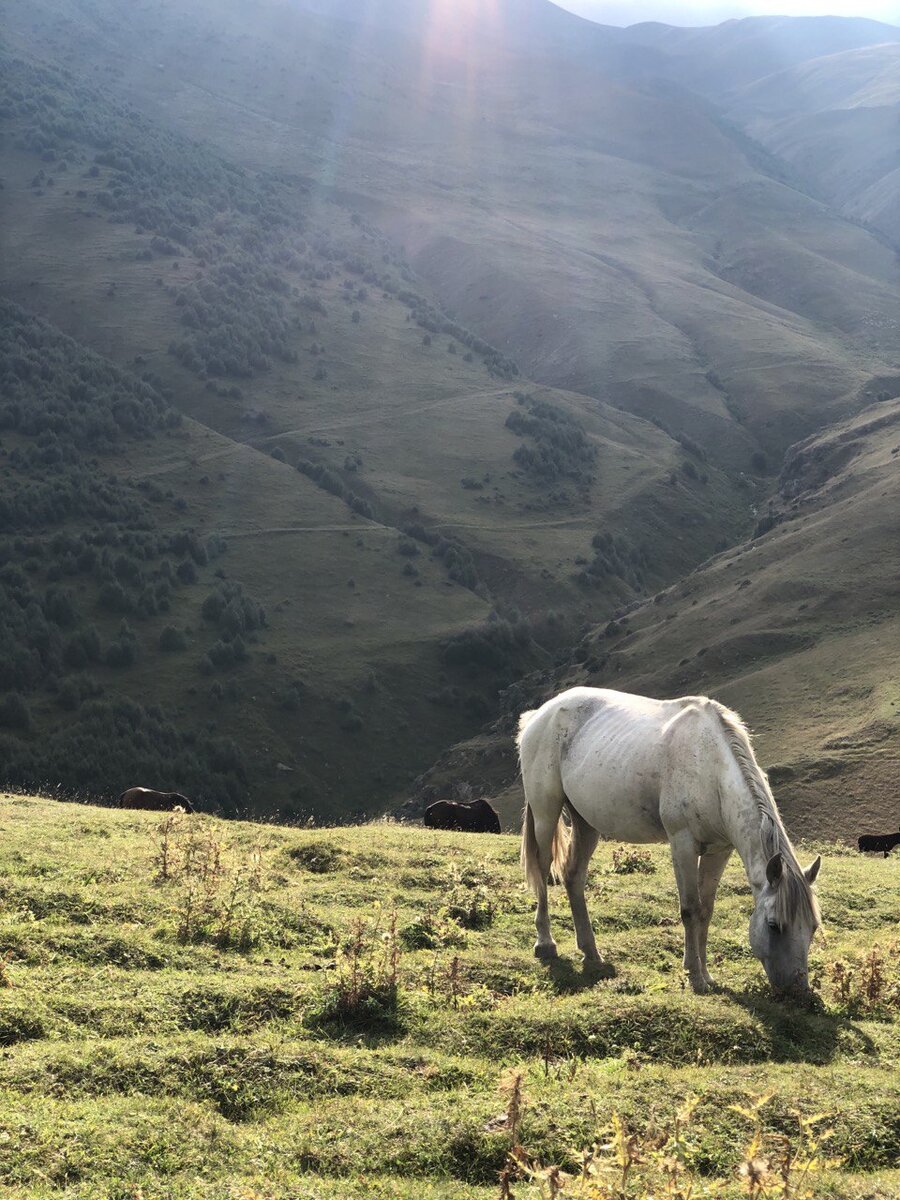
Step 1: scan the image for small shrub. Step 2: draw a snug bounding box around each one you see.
[287,841,344,873]
[151,814,270,951]
[400,909,467,951]
[159,625,187,652]
[0,693,31,731]
[444,870,497,930]
[501,1089,843,1199]
[610,846,656,875]
[317,908,401,1024]
[819,946,899,1019]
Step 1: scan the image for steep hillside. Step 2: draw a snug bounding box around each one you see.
[424,390,900,840]
[0,797,897,1198]
[0,300,488,816]
[5,0,900,464]
[729,43,900,245]
[573,393,900,842]
[0,49,751,817]
[620,15,900,248]
[3,0,900,827]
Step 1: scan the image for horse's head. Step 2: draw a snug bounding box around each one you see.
[749,852,821,997]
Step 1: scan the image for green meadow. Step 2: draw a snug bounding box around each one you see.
[1,796,897,1198]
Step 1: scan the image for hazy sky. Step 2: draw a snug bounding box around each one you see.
[556,1,900,25]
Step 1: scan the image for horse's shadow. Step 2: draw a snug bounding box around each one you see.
[720,985,879,1065]
[539,959,879,1065]
[544,955,617,995]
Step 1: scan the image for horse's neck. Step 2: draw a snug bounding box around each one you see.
[721,777,780,899]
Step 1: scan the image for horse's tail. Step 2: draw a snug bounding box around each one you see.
[550,805,573,884]
[518,701,571,889]
[521,801,571,892]
[520,802,541,894]
[516,708,539,747]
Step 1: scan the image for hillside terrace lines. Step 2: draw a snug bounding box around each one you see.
[222,513,600,539]
[250,385,514,443]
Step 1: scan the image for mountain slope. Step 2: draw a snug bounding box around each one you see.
[5,0,900,467]
[619,15,900,249]
[425,389,900,840]
[0,45,752,817]
[619,15,900,97]
[727,43,900,245]
[2,1,900,827]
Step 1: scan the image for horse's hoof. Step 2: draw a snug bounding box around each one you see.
[534,942,559,961]
[689,977,710,995]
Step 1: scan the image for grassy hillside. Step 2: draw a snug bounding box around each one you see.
[5,0,900,465]
[432,390,900,840]
[730,42,900,246]
[0,42,757,818]
[0,796,898,1199]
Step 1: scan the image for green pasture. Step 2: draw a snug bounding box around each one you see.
[0,797,897,1198]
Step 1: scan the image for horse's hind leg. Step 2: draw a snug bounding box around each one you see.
[697,848,732,989]
[521,778,565,960]
[563,807,604,965]
[530,806,563,960]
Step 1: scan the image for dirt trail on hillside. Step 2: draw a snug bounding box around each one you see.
[125,387,513,481]
[253,386,512,443]
[222,513,595,538]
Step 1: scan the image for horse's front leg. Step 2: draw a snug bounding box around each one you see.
[697,848,732,990]
[668,832,707,994]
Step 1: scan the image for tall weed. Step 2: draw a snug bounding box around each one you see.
[499,1083,842,1199]
[317,905,401,1024]
[151,813,270,949]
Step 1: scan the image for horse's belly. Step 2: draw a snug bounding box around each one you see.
[562,759,666,844]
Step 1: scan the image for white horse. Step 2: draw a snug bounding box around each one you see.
[519,687,821,996]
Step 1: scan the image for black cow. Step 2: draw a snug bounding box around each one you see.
[423,797,501,833]
[857,830,900,857]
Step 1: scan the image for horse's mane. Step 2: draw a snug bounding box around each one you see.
[712,701,820,930]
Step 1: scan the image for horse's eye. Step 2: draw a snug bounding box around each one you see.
[767,920,780,933]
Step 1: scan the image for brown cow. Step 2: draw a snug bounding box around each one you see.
[423,797,501,833]
[118,787,194,813]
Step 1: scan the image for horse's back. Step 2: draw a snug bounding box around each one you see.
[519,689,670,841]
[520,687,729,844]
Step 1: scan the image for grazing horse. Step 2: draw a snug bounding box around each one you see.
[518,687,821,997]
[857,830,900,857]
[424,797,501,833]
[118,787,194,813]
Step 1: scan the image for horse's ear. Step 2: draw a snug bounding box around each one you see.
[804,855,821,885]
[765,853,783,887]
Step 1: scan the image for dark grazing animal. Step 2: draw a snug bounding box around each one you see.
[857,830,900,857]
[118,787,194,813]
[423,797,501,833]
